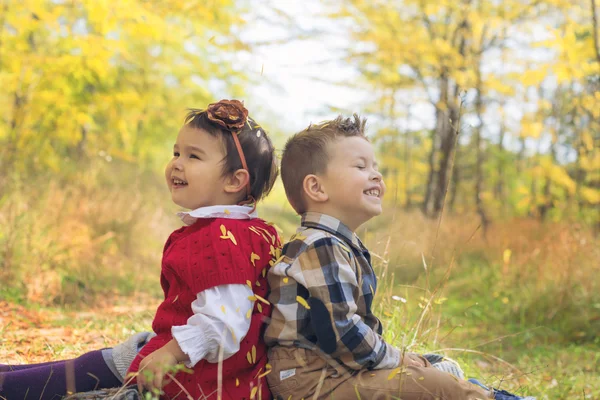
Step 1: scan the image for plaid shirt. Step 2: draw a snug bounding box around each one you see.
[265,212,400,371]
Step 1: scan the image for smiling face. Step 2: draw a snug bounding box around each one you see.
[164,125,232,210]
[316,136,385,230]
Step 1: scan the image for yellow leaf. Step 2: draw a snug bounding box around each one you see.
[254,293,270,305]
[503,249,512,264]
[283,277,289,284]
[221,305,226,314]
[255,280,261,287]
[387,367,401,380]
[257,303,263,313]
[220,225,227,236]
[229,231,237,245]
[246,280,252,288]
[252,345,257,363]
[236,378,240,387]
[246,351,253,364]
[246,309,252,319]
[224,209,230,215]
[250,252,261,266]
[250,387,258,399]
[296,296,310,309]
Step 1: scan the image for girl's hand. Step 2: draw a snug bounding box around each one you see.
[137,347,178,393]
[137,339,189,394]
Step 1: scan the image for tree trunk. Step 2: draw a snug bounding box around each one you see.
[474,66,490,235]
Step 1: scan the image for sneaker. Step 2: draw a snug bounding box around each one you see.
[468,378,536,400]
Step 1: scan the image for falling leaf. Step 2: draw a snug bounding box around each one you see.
[257,303,263,313]
[503,249,512,264]
[259,369,271,378]
[261,63,264,75]
[246,280,252,288]
[418,376,425,381]
[296,296,310,309]
[248,295,257,302]
[236,378,240,387]
[221,305,226,314]
[220,225,227,236]
[387,367,401,380]
[228,231,237,245]
[246,309,252,319]
[224,209,230,215]
[421,253,428,271]
[250,252,261,266]
[338,243,350,253]
[250,387,258,399]
[246,351,253,364]
[208,36,216,44]
[262,268,267,277]
[252,345,257,363]
[254,293,270,305]
[283,277,289,283]
[255,280,261,287]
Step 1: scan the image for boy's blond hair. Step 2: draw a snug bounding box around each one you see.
[281,114,367,214]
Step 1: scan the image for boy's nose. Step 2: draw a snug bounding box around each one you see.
[371,170,383,181]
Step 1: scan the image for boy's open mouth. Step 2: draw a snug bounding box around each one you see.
[364,188,380,198]
[172,178,188,186]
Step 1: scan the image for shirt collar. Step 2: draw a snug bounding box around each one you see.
[177,205,258,226]
[300,212,364,251]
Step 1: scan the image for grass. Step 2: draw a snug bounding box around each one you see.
[1,169,599,399]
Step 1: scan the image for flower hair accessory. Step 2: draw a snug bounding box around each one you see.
[206,99,253,203]
[206,99,249,134]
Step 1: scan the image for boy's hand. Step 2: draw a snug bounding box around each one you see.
[137,339,189,393]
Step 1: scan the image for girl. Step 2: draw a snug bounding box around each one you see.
[1,99,280,400]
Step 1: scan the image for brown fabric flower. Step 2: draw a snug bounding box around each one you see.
[206,99,249,134]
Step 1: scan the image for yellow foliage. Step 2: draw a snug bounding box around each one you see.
[580,187,600,205]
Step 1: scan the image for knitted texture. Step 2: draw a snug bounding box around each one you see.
[107,332,156,381]
[128,218,280,400]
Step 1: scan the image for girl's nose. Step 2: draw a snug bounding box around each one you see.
[172,159,183,171]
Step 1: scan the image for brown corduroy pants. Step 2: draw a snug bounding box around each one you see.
[266,347,492,400]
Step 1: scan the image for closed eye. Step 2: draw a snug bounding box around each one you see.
[190,154,200,159]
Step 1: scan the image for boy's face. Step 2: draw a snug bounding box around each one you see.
[165,125,229,210]
[317,136,385,231]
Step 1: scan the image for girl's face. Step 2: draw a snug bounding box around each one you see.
[165,125,232,210]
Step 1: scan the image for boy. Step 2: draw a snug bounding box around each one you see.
[264,115,534,400]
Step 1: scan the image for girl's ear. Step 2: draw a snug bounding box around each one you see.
[303,174,328,203]
[224,168,250,194]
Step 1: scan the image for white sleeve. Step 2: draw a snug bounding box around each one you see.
[171,284,254,367]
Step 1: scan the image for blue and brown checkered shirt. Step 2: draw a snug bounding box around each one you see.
[265,212,400,371]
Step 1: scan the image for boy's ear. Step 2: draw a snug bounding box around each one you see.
[224,169,250,194]
[303,174,328,203]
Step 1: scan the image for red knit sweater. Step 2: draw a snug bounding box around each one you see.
[128,217,280,400]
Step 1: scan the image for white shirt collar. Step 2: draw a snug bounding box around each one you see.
[177,205,258,226]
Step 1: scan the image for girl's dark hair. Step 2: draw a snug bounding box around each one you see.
[184,109,278,203]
